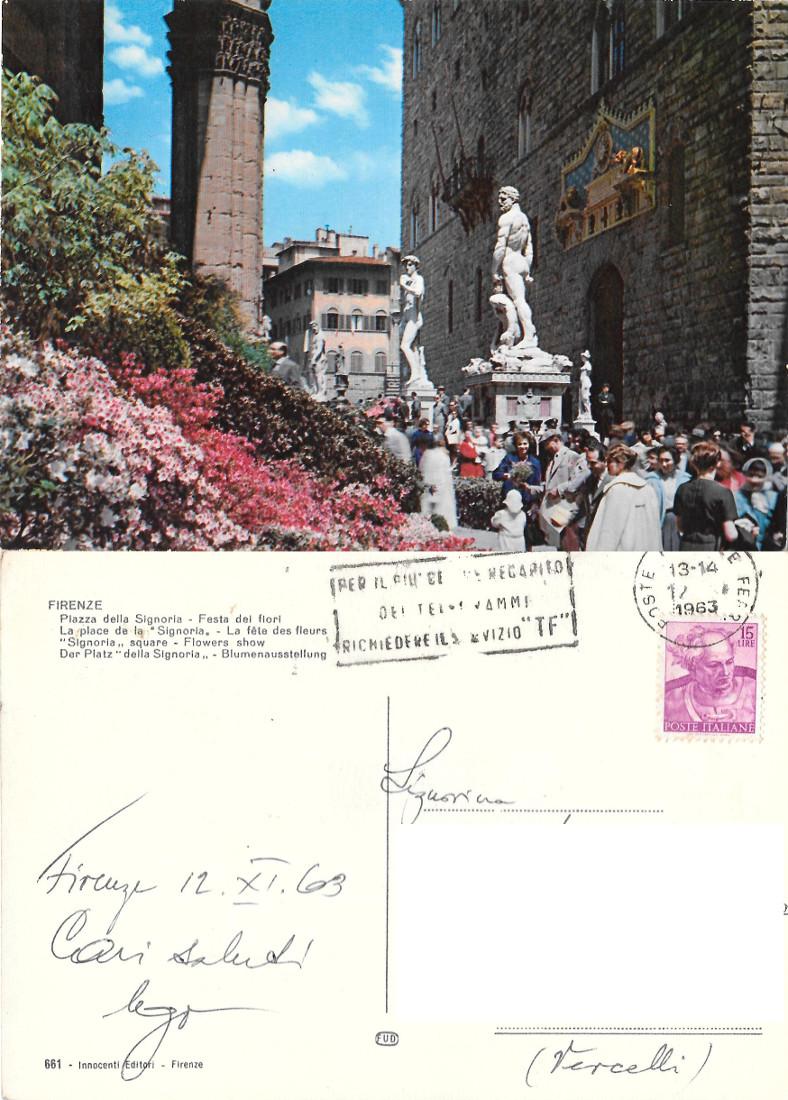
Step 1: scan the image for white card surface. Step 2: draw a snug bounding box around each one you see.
[1,550,785,1099]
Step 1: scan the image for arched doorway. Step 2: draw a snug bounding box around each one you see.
[587,264,624,420]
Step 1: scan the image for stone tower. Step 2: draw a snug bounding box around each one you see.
[166,0,273,332]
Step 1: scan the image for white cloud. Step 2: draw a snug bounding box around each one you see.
[357,46,402,95]
[265,97,320,142]
[349,148,401,182]
[104,78,144,106]
[308,72,369,128]
[110,44,165,79]
[265,150,347,188]
[105,3,152,47]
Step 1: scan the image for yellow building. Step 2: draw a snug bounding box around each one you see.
[264,228,402,401]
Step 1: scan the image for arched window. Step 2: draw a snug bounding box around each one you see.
[591,2,610,93]
[412,19,422,78]
[327,350,338,374]
[656,0,692,36]
[432,1,442,45]
[325,307,339,330]
[375,311,388,332]
[592,1,625,91]
[517,85,532,159]
[351,309,364,332]
[410,202,420,248]
[374,351,387,374]
[350,350,364,374]
[429,181,440,233]
[611,1,625,78]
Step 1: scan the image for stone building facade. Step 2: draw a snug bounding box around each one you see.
[166,0,273,333]
[401,0,788,432]
[2,0,104,127]
[264,228,402,401]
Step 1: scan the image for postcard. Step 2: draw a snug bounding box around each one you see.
[1,549,786,1099]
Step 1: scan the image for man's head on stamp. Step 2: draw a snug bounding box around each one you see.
[672,627,736,700]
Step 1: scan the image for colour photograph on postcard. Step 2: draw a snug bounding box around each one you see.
[1,0,786,552]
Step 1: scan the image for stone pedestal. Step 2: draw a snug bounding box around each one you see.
[573,414,599,438]
[410,380,437,428]
[463,346,571,430]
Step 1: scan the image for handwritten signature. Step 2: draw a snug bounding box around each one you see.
[525,1038,713,1088]
[103,979,268,1081]
[37,794,156,933]
[381,726,513,823]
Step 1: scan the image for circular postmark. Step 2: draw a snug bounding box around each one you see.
[632,552,759,644]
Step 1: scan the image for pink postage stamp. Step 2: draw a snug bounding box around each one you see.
[662,622,759,736]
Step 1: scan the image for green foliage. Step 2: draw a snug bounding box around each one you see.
[1,69,163,339]
[454,476,501,529]
[223,330,272,373]
[430,513,450,532]
[182,318,422,510]
[68,255,190,372]
[180,274,272,372]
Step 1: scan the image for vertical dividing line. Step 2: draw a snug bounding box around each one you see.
[385,693,391,1014]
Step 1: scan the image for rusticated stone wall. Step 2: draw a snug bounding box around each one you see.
[402,0,787,433]
[167,0,273,332]
[2,0,104,128]
[747,0,788,428]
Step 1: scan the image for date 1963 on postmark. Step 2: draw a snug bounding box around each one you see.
[662,621,759,737]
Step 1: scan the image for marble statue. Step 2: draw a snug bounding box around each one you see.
[492,186,537,348]
[400,255,429,387]
[489,275,519,349]
[579,349,593,420]
[261,314,272,341]
[304,320,328,400]
[462,357,489,376]
[335,344,349,395]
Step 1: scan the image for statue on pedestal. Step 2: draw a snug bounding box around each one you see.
[578,349,593,420]
[335,344,349,396]
[399,255,430,387]
[492,186,537,349]
[261,314,272,342]
[304,320,328,400]
[489,275,519,349]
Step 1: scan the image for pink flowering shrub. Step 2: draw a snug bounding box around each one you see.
[0,328,253,548]
[116,358,473,550]
[0,327,473,552]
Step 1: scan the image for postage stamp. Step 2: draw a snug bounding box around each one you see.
[662,621,759,736]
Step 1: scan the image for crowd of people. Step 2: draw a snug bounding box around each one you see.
[369,388,787,553]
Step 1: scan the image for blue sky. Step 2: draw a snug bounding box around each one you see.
[103,0,403,249]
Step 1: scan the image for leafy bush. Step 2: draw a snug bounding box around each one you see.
[0,325,471,552]
[68,254,190,372]
[1,70,169,341]
[179,274,271,372]
[454,477,501,529]
[181,318,422,510]
[0,327,252,549]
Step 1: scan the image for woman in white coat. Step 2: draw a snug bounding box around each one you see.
[419,438,458,530]
[585,445,662,551]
